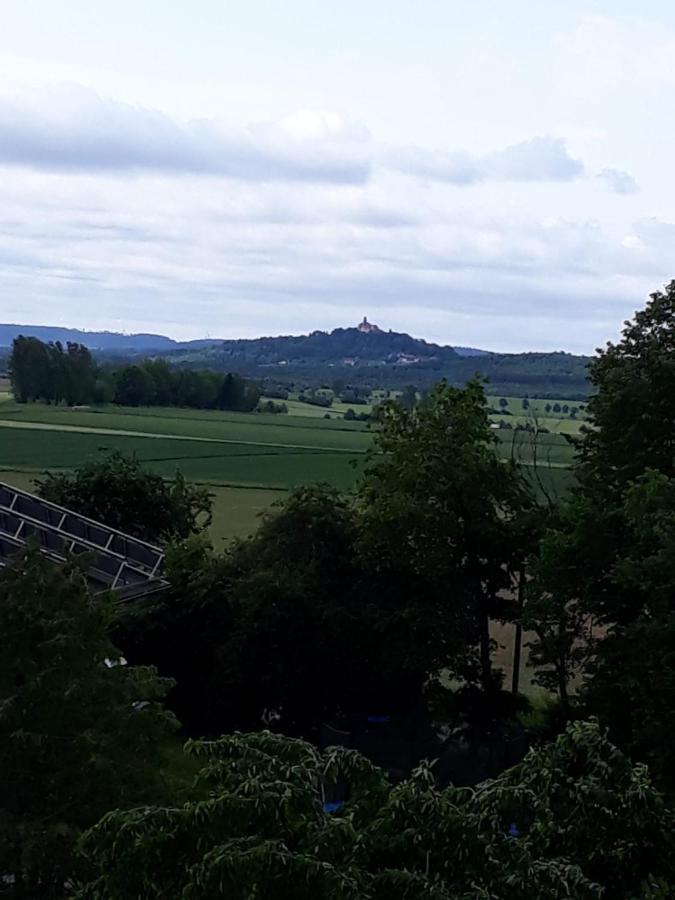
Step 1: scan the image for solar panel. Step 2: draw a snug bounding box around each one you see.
[0,481,169,601]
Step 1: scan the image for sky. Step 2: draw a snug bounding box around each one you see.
[1,1,675,352]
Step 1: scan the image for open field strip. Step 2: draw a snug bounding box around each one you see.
[0,403,373,450]
[0,400,577,536]
[0,418,365,454]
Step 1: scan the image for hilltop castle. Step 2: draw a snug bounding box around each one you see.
[357,316,381,334]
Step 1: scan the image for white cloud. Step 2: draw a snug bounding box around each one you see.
[384,136,582,184]
[0,87,371,183]
[0,164,660,353]
[0,85,592,190]
[598,168,638,195]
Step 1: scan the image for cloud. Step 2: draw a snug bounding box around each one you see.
[0,163,657,354]
[0,86,594,191]
[597,168,638,195]
[0,87,371,184]
[384,136,583,184]
[632,218,675,244]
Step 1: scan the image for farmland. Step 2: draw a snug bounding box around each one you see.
[0,395,580,542]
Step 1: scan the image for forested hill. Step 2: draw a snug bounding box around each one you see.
[167,328,591,397]
[216,326,461,365]
[0,322,591,397]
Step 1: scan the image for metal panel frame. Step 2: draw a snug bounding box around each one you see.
[0,481,169,600]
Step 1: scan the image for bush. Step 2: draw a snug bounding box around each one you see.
[258,399,288,414]
[37,451,212,543]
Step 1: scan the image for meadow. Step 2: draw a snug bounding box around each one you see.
[0,394,579,542]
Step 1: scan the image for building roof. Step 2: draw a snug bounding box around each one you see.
[0,481,168,601]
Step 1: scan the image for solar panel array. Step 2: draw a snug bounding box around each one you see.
[0,482,168,600]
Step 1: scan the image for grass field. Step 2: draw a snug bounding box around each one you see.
[0,397,577,540]
[0,401,370,541]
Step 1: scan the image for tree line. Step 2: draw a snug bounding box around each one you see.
[5,282,675,895]
[9,336,261,411]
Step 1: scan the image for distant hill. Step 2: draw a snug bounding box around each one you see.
[0,323,180,351]
[165,325,590,397]
[0,320,590,397]
[0,321,485,357]
[214,326,460,366]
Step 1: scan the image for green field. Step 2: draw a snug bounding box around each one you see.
[0,398,577,541]
[0,401,370,541]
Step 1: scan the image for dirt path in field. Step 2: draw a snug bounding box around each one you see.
[0,419,363,455]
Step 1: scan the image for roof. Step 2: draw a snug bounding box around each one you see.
[0,481,168,601]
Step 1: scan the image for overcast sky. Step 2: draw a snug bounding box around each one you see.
[1,1,674,352]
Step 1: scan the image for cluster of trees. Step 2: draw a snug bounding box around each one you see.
[9,336,97,405]
[9,336,261,411]
[6,282,675,895]
[496,397,585,418]
[343,407,371,421]
[258,398,288,414]
[298,389,333,407]
[110,361,260,410]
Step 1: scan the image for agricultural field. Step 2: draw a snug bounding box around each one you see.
[274,397,373,419]
[0,396,577,542]
[0,401,370,542]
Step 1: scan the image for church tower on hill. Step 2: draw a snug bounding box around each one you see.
[357,316,381,333]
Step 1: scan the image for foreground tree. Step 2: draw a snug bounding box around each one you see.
[523,494,602,716]
[0,547,177,897]
[526,282,675,781]
[578,280,675,494]
[581,470,675,789]
[358,379,532,694]
[37,451,212,543]
[76,721,675,899]
[117,485,434,736]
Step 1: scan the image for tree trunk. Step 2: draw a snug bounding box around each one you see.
[479,604,492,693]
[558,663,570,721]
[511,565,526,694]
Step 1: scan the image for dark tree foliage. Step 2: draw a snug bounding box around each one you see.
[579,281,675,494]
[358,379,532,694]
[0,547,176,897]
[8,333,260,412]
[526,282,675,788]
[581,471,675,789]
[37,451,212,544]
[111,363,260,410]
[111,363,156,406]
[112,534,236,736]
[115,485,437,737]
[219,487,377,732]
[76,722,675,900]
[9,336,97,405]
